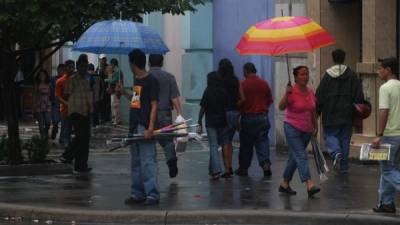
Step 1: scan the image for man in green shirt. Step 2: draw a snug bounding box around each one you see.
[372,57,400,213]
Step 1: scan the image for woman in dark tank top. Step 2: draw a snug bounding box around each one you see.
[218,58,244,178]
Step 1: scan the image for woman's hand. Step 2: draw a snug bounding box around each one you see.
[196,125,203,134]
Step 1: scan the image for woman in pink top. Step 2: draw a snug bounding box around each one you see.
[278,66,320,198]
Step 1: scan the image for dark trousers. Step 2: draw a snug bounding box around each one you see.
[101,92,111,122]
[238,113,271,171]
[63,113,91,170]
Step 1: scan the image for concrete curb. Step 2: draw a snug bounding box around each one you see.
[0,203,399,224]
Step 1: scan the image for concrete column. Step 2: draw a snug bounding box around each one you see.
[356,0,397,136]
[181,1,213,123]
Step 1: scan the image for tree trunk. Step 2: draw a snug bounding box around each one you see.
[0,40,22,164]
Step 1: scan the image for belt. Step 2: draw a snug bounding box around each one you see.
[243,112,268,117]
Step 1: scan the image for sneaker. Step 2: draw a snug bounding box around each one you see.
[124,197,145,205]
[373,202,396,213]
[210,172,221,180]
[235,168,248,177]
[333,153,343,171]
[279,185,297,195]
[143,198,159,205]
[167,158,178,178]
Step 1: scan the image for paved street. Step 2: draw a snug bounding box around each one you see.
[0,122,399,224]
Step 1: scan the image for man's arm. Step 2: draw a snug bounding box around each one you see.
[372,109,389,145]
[172,97,182,116]
[56,80,69,105]
[144,100,158,139]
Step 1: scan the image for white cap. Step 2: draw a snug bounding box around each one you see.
[99,53,107,59]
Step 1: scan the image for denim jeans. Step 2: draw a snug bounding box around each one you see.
[378,135,400,205]
[36,111,50,138]
[283,123,312,182]
[156,110,176,163]
[206,127,224,174]
[60,115,72,145]
[223,110,240,144]
[51,102,60,124]
[238,113,271,170]
[129,125,160,200]
[323,124,352,170]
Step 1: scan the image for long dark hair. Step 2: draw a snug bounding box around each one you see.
[218,58,235,78]
[35,70,50,84]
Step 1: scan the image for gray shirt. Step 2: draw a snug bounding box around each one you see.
[149,68,180,111]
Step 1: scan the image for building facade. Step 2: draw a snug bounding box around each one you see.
[308,0,399,155]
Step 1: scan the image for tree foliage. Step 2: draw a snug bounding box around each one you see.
[0,0,204,164]
[0,0,204,52]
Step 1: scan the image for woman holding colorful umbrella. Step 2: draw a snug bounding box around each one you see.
[278,65,320,198]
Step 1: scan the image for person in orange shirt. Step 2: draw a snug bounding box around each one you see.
[55,60,75,147]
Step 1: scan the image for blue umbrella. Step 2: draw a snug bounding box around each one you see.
[72,20,169,54]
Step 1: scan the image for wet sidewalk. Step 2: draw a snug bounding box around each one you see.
[0,122,399,224]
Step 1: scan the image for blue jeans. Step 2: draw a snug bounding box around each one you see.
[283,123,312,182]
[36,112,50,138]
[129,125,159,200]
[51,102,60,124]
[206,127,224,174]
[378,135,400,205]
[323,124,352,170]
[60,115,72,145]
[223,110,240,144]
[238,113,271,170]
[156,110,176,163]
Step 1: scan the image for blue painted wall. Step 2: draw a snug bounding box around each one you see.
[212,0,276,144]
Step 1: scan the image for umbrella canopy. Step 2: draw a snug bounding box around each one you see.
[72,20,169,54]
[236,16,335,56]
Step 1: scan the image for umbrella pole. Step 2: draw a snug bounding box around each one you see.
[286,53,291,86]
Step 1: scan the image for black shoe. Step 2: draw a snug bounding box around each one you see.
[51,127,58,140]
[307,186,321,198]
[124,197,145,205]
[279,185,297,195]
[59,156,72,164]
[74,167,92,173]
[373,202,396,213]
[263,169,272,177]
[235,168,248,177]
[210,172,221,180]
[144,198,159,205]
[167,158,178,178]
[262,164,272,177]
[228,168,233,175]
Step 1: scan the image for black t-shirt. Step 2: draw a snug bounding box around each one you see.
[129,73,159,131]
[222,75,240,111]
[200,87,227,128]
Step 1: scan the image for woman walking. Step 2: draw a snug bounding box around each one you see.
[218,58,244,178]
[198,71,227,180]
[33,70,51,139]
[278,66,320,198]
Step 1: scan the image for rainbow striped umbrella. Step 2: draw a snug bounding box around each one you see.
[236,16,335,82]
[236,16,335,55]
